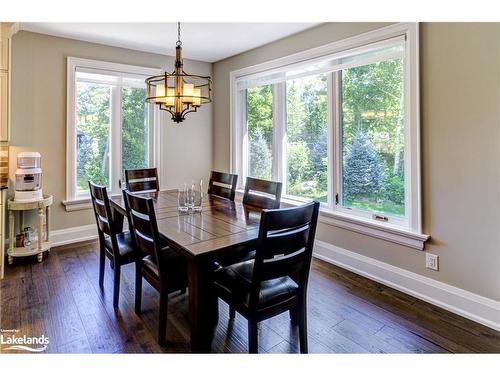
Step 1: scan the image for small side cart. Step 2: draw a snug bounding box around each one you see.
[7,194,53,264]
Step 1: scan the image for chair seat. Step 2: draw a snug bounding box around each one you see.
[104,231,137,262]
[213,259,298,310]
[214,248,256,269]
[142,247,187,291]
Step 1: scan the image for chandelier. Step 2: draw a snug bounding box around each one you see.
[145,22,212,123]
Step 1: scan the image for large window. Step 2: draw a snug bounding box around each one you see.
[339,58,405,220]
[67,58,160,202]
[232,24,421,234]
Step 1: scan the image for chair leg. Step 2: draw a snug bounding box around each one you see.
[289,307,298,324]
[248,320,258,354]
[98,247,105,289]
[113,263,121,308]
[135,261,142,314]
[158,294,168,346]
[229,306,236,320]
[298,298,308,354]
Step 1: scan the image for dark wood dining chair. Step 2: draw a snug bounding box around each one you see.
[88,181,141,308]
[124,168,160,193]
[213,201,320,353]
[243,177,282,209]
[208,170,238,201]
[123,189,188,346]
[215,176,283,267]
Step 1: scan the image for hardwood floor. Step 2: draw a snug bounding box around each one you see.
[1,241,499,353]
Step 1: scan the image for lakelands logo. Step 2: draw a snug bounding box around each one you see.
[0,329,49,352]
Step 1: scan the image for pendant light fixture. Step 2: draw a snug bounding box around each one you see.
[145,22,212,123]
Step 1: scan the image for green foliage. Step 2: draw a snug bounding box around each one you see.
[76,82,111,191]
[343,130,384,199]
[287,142,310,186]
[285,75,328,202]
[121,87,149,175]
[341,58,406,216]
[249,127,272,179]
[247,85,273,179]
[383,173,405,206]
[76,82,149,192]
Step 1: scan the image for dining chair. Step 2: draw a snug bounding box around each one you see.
[213,201,320,353]
[207,170,238,201]
[123,189,188,346]
[88,181,141,308]
[243,177,282,209]
[217,176,283,269]
[124,168,160,193]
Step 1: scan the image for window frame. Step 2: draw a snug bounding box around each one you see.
[230,23,427,246]
[66,57,162,203]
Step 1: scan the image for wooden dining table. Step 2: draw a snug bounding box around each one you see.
[110,190,262,353]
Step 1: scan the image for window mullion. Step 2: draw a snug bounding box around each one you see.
[331,72,342,209]
[110,85,122,194]
[240,90,248,188]
[326,73,335,208]
[272,82,286,184]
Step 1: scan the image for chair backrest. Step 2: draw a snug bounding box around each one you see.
[243,177,282,209]
[89,181,115,239]
[125,168,159,193]
[250,201,320,306]
[208,171,238,201]
[123,190,160,261]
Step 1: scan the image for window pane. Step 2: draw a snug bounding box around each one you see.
[247,85,273,180]
[122,87,149,178]
[76,82,111,193]
[286,74,328,202]
[340,58,405,217]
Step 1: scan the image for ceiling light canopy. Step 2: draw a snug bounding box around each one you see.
[145,22,212,123]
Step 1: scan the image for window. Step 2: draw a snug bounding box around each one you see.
[338,58,406,224]
[247,84,273,180]
[286,74,328,203]
[67,58,160,202]
[231,23,422,235]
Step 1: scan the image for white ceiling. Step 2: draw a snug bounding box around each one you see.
[19,22,320,63]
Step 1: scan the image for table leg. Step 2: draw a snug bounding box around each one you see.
[19,211,24,232]
[37,207,43,262]
[46,206,51,242]
[9,209,14,255]
[187,258,219,353]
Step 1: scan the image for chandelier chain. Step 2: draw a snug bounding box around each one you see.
[176,22,182,46]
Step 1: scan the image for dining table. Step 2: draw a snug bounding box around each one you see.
[110,189,262,353]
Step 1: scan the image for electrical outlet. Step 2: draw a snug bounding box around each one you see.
[426,253,439,271]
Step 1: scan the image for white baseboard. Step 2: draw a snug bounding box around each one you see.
[51,224,98,247]
[314,240,500,332]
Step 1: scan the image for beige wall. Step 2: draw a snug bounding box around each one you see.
[213,23,500,301]
[10,31,213,231]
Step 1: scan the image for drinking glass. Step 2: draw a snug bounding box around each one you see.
[186,181,195,209]
[193,189,203,211]
[178,186,189,212]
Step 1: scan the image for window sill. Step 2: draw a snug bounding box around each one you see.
[62,192,122,212]
[235,189,430,250]
[62,197,93,212]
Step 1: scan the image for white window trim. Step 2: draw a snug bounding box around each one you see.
[230,23,429,249]
[64,57,162,210]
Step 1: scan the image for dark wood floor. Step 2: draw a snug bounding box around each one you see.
[1,241,499,354]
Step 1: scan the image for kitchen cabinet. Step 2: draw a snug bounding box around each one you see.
[0,71,7,141]
[0,23,12,142]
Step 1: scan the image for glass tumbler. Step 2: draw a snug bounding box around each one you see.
[178,187,189,212]
[193,190,203,212]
